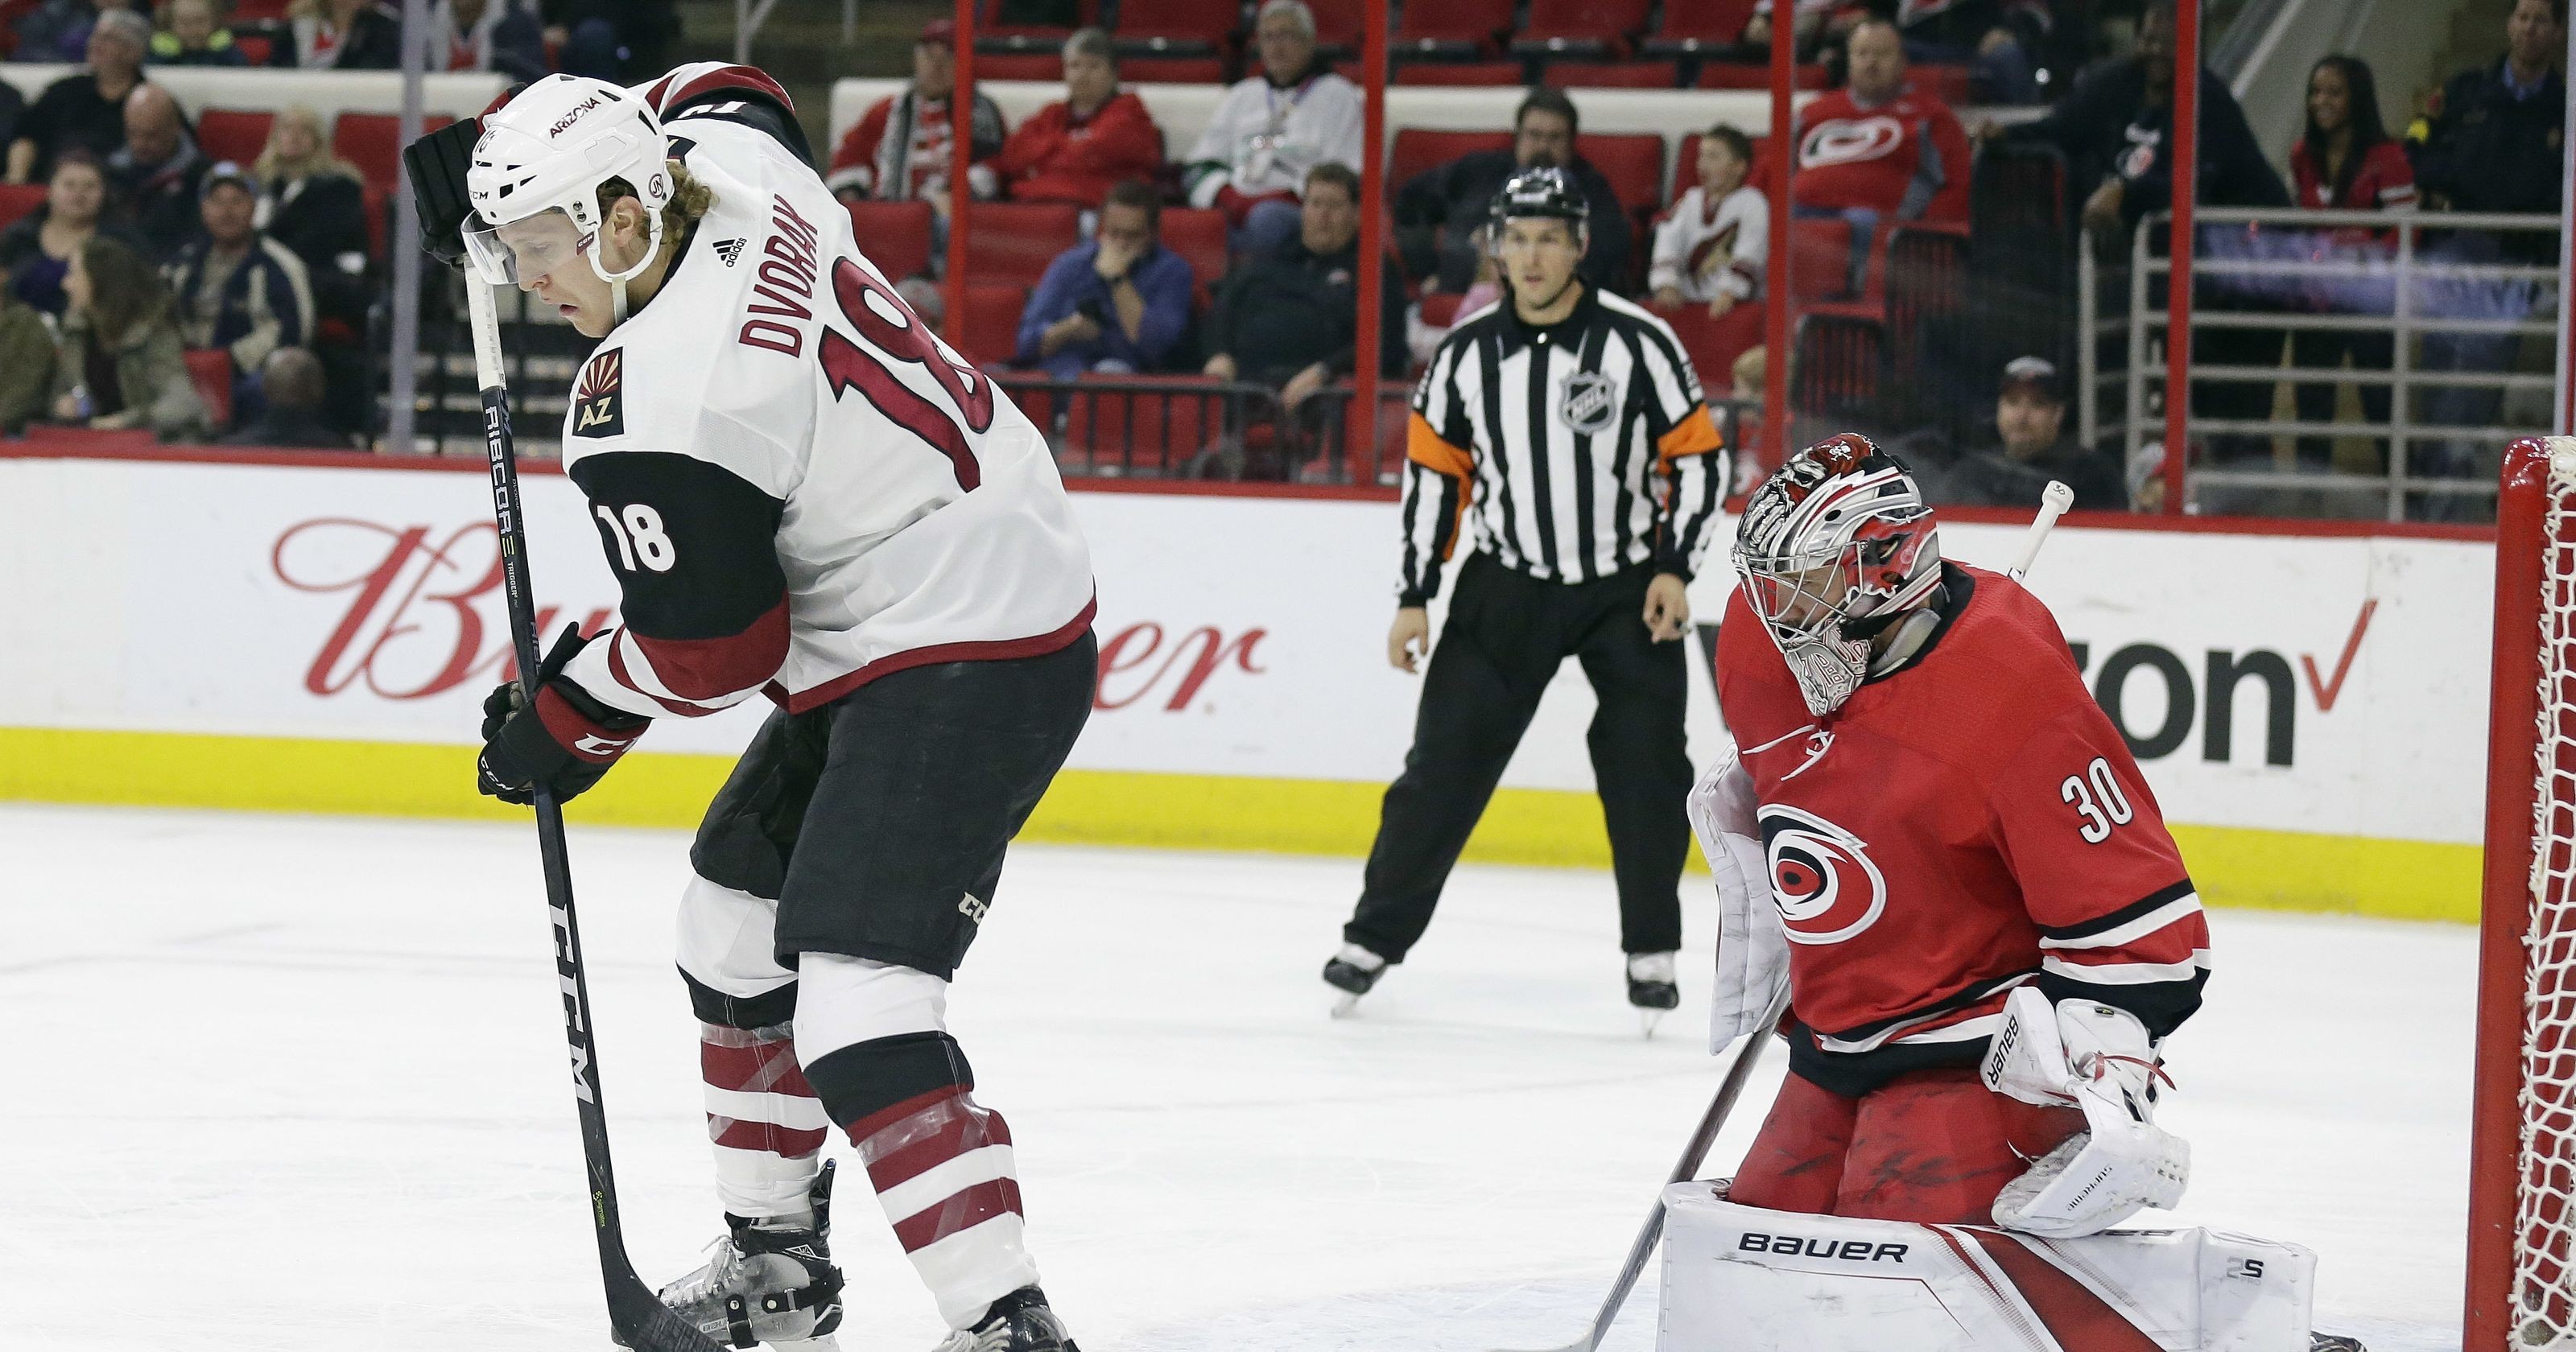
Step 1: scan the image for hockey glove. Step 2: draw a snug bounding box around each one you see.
[402,117,483,269]
[477,627,650,806]
[1980,986,2189,1236]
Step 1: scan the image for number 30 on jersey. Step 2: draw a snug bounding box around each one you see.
[2061,756,2135,843]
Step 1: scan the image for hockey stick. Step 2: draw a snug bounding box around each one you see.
[1509,487,2078,1352]
[465,277,727,1352]
[1506,980,1795,1352]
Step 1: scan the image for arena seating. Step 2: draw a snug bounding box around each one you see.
[1125,55,1228,83]
[1542,60,1679,89]
[1307,0,1367,56]
[0,182,42,232]
[964,201,1084,290]
[1112,0,1239,57]
[971,0,1093,56]
[184,349,233,430]
[1394,60,1525,86]
[1576,132,1666,237]
[196,108,275,167]
[1390,129,1511,189]
[846,200,936,282]
[1697,61,1828,89]
[975,52,1063,80]
[1064,374,1216,472]
[1393,0,1513,60]
[1510,0,1653,60]
[1158,207,1230,307]
[333,111,454,198]
[959,280,1029,367]
[1641,0,1761,56]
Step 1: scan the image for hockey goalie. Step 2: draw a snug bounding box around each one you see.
[1666,435,2354,1352]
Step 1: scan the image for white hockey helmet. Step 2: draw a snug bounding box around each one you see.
[1732,433,1942,718]
[462,74,671,299]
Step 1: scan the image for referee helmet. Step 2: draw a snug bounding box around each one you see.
[1488,167,1590,246]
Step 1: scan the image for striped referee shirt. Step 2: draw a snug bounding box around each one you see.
[1398,287,1728,604]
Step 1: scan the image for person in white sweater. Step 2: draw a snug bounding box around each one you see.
[1183,0,1364,255]
[1649,126,1767,315]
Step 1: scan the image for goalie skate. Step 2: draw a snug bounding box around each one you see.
[622,1160,846,1350]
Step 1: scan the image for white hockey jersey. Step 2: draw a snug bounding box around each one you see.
[1183,68,1364,207]
[1648,183,1768,304]
[555,64,1096,721]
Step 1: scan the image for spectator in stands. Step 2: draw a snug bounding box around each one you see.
[1395,90,1630,295]
[49,234,204,435]
[542,0,678,83]
[828,20,1003,208]
[168,161,312,416]
[6,10,149,185]
[278,0,402,71]
[2411,0,2566,508]
[1740,0,1847,59]
[0,151,128,315]
[151,0,250,66]
[1203,163,1405,422]
[250,106,369,317]
[107,84,206,262]
[1896,0,2044,105]
[222,346,345,447]
[1184,0,1364,258]
[1791,16,1970,290]
[11,0,133,66]
[433,0,549,82]
[2287,55,2413,473]
[985,27,1163,211]
[1927,356,2125,510]
[1650,126,1765,316]
[0,81,19,165]
[1013,179,1194,380]
[0,283,55,433]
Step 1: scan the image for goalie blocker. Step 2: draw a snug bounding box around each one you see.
[1660,1187,2318,1352]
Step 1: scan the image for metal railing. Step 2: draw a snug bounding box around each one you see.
[2078,205,2558,520]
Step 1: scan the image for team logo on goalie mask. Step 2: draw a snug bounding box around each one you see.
[572,348,625,438]
[1760,804,1888,945]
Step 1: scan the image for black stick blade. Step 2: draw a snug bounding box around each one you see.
[605,1266,728,1352]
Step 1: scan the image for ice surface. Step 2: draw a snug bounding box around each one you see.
[0,805,2471,1350]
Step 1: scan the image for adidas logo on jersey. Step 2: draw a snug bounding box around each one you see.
[572,348,625,438]
[713,237,745,267]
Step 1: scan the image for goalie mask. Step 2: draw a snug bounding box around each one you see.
[1733,434,1942,718]
[462,74,671,321]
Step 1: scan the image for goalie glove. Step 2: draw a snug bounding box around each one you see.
[1686,740,1788,1049]
[1981,985,2188,1237]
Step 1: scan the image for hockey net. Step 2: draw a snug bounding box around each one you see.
[2475,438,2576,1351]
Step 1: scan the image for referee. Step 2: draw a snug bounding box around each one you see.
[1324,167,1731,1022]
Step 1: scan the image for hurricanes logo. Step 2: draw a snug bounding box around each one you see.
[1799,116,1903,169]
[1760,805,1888,945]
[572,349,625,438]
[1558,371,1618,435]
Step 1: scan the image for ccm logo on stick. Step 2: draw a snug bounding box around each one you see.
[1738,1234,1909,1263]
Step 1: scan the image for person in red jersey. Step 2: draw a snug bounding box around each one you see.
[1791,17,1971,287]
[985,27,1164,210]
[1694,434,2206,1235]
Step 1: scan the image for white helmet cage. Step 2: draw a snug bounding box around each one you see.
[464,74,672,294]
[1732,434,1943,718]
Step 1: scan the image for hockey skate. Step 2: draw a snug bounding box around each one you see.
[1323,942,1389,1017]
[623,1160,846,1350]
[1627,952,1680,1037]
[932,1284,1081,1352]
[2309,1335,2367,1351]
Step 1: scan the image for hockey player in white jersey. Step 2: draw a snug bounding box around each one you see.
[409,66,1096,1351]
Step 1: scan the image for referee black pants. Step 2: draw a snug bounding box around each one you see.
[1344,553,1691,963]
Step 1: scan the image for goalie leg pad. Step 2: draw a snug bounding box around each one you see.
[1732,1068,2085,1223]
[1659,1189,2318,1352]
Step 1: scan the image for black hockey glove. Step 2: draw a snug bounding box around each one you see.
[477,627,650,806]
[402,117,484,269]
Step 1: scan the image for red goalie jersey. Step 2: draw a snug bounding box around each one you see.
[1714,562,2209,1096]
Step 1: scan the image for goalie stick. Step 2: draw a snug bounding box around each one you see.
[1508,482,2077,1352]
[465,275,726,1352]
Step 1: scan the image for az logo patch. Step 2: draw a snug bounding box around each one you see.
[572,348,625,438]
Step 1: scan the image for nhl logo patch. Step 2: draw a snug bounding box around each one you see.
[572,348,625,438]
[1558,370,1618,436]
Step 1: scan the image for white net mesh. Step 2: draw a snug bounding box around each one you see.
[2517,443,2576,1349]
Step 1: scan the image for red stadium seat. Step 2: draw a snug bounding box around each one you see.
[233,34,274,65]
[230,0,290,18]
[1789,219,1855,300]
[971,0,1092,55]
[1122,55,1228,82]
[1063,376,1215,472]
[334,112,452,192]
[963,201,1081,291]
[973,52,1062,80]
[1111,0,1239,56]
[184,348,234,431]
[1511,0,1652,58]
[0,182,43,231]
[361,180,386,261]
[1912,64,1975,106]
[1393,0,1513,59]
[196,109,275,167]
[1660,302,1765,396]
[958,281,1027,367]
[1158,207,1228,306]
[1393,60,1526,86]
[1576,133,1666,221]
[1391,129,1513,190]
[847,199,935,281]
[1544,60,1678,88]
[1697,61,1828,89]
[1643,0,1761,55]
[1307,0,1366,52]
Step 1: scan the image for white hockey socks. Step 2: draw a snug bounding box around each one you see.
[1981,986,2190,1237]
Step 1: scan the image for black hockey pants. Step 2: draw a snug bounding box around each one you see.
[1343,552,1691,963]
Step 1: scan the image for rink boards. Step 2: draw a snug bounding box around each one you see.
[0,447,2495,921]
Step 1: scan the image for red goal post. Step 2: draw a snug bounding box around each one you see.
[2472,437,2576,1350]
